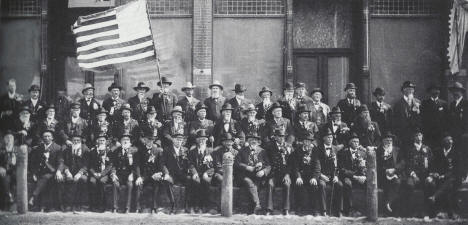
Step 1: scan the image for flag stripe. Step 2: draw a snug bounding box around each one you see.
[90,56,156,72]
[76,34,120,48]
[80,14,116,26]
[77,9,116,25]
[78,40,153,60]
[79,51,155,68]
[76,30,119,43]
[78,45,154,64]
[73,19,118,34]
[77,35,153,54]
[77,32,151,52]
[75,24,119,38]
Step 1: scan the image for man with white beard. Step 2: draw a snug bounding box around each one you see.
[35,104,61,145]
[0,79,23,132]
[128,82,151,123]
[0,130,18,209]
[393,81,421,146]
[109,132,138,213]
[277,82,297,122]
[13,106,35,146]
[204,81,226,121]
[256,87,274,121]
[61,134,90,212]
[88,134,113,212]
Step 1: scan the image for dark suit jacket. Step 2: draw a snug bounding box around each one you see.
[161,120,188,147]
[162,145,190,183]
[321,121,350,146]
[255,102,273,121]
[203,96,226,121]
[227,97,251,121]
[59,117,89,144]
[293,120,319,143]
[431,147,460,179]
[212,119,245,147]
[110,147,138,181]
[235,146,271,179]
[127,95,151,122]
[0,93,22,131]
[292,145,321,181]
[87,147,113,178]
[79,98,101,127]
[277,97,297,123]
[264,141,293,178]
[177,96,200,122]
[405,143,432,179]
[376,145,404,186]
[369,101,392,134]
[136,145,163,179]
[62,144,89,175]
[239,118,265,139]
[12,119,34,146]
[150,92,178,121]
[351,120,381,147]
[337,98,361,126]
[212,147,238,177]
[264,117,295,144]
[112,119,141,142]
[188,146,214,176]
[421,98,448,140]
[392,97,421,141]
[449,98,468,139]
[102,97,125,123]
[29,142,64,176]
[318,144,340,179]
[337,147,366,179]
[22,98,47,123]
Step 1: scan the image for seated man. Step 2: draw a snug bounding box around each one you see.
[211,133,239,186]
[161,106,188,148]
[28,129,65,211]
[135,132,165,214]
[376,132,403,216]
[109,132,138,213]
[112,104,141,145]
[235,133,271,215]
[0,130,17,210]
[337,133,367,216]
[187,129,215,213]
[87,134,113,212]
[293,104,319,146]
[402,129,434,218]
[138,106,163,147]
[161,133,190,214]
[62,134,90,212]
[212,103,244,149]
[264,129,293,215]
[318,129,343,217]
[292,133,322,216]
[188,103,214,147]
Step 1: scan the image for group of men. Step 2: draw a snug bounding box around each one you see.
[0,77,467,218]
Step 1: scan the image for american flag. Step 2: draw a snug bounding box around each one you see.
[72,0,156,72]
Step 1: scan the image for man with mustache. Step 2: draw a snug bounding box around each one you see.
[393,81,421,146]
[352,105,381,147]
[204,81,226,121]
[337,83,361,127]
[0,130,18,209]
[128,82,151,123]
[88,134,113,212]
[59,103,89,147]
[22,84,46,124]
[79,83,101,128]
[102,82,125,124]
[178,82,200,123]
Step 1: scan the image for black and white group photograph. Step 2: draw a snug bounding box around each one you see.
[0,0,468,224]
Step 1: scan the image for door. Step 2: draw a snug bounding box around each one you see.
[293,49,352,106]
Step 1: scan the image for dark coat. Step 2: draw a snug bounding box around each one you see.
[264,141,294,178]
[79,97,101,127]
[62,144,90,175]
[0,93,22,131]
[161,120,188,147]
[102,97,126,123]
[264,117,295,144]
[369,101,392,134]
[54,96,71,122]
[255,101,273,121]
[59,117,89,144]
[188,119,214,140]
[162,145,190,183]
[376,145,404,186]
[337,98,361,126]
[212,147,238,177]
[177,96,200,122]
[22,98,47,123]
[212,118,244,147]
[110,146,138,181]
[112,119,141,142]
[127,95,151,122]
[318,144,340,179]
[187,146,214,176]
[135,145,163,179]
[337,147,366,179]
[321,121,350,146]
[277,97,297,123]
[239,118,265,138]
[392,97,421,142]
[292,145,321,181]
[227,97,252,121]
[405,143,432,179]
[203,96,226,121]
[293,120,319,143]
[12,119,34,146]
[351,120,381,147]
[449,98,468,139]
[421,98,449,142]
[235,146,271,179]
[29,142,64,176]
[150,92,178,121]
[431,147,460,179]
[87,147,113,178]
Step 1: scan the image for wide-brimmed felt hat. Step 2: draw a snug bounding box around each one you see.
[401,81,416,90]
[120,130,132,139]
[243,103,257,113]
[220,103,234,112]
[382,131,395,139]
[283,82,294,91]
[157,77,172,86]
[357,104,369,114]
[246,132,261,140]
[273,129,286,137]
[321,128,334,137]
[19,106,32,114]
[349,132,359,141]
[270,102,282,111]
[258,86,273,97]
[330,106,342,115]
[107,82,122,92]
[232,84,247,93]
[147,106,157,114]
[196,129,209,138]
[449,81,466,93]
[209,80,223,90]
[426,84,441,92]
[310,88,324,96]
[97,107,108,116]
[70,102,81,110]
[295,82,306,89]
[133,82,150,92]
[344,83,357,91]
[45,104,55,111]
[82,83,95,94]
[171,105,184,115]
[70,132,83,139]
[373,87,386,96]
[120,103,132,112]
[195,102,208,112]
[28,84,40,92]
[181,82,196,91]
[221,132,234,141]
[297,104,310,114]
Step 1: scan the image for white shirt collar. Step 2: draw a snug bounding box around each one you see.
[444,147,452,157]
[174,146,181,156]
[8,92,15,99]
[414,142,422,151]
[456,97,463,107]
[31,98,38,106]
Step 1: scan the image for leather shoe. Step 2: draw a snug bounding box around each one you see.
[283,210,289,216]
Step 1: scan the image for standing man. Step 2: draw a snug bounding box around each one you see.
[161,106,188,148]
[212,103,244,148]
[0,79,23,132]
[79,83,101,128]
[228,84,251,121]
[337,83,361,126]
[264,103,294,144]
[294,82,313,108]
[256,87,274,121]
[178,82,200,122]
[188,103,214,147]
[277,82,297,122]
[393,81,421,146]
[102,82,125,124]
[448,81,468,141]
[309,88,330,128]
[293,104,319,145]
[59,103,89,147]
[235,133,271,215]
[421,84,449,148]
[369,87,392,134]
[204,81,226,121]
[23,84,46,123]
[54,89,71,122]
[352,105,381,148]
[128,82,151,123]
[322,106,350,146]
[151,77,178,121]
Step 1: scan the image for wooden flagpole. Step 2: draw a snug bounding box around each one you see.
[144,0,166,113]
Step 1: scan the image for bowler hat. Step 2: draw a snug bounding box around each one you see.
[196,129,209,138]
[373,87,386,96]
[330,106,342,115]
[120,130,132,139]
[357,104,369,114]
[426,84,441,92]
[107,82,122,92]
[133,82,150,92]
[70,102,81,110]
[283,82,294,91]
[181,82,196,91]
[195,102,208,112]
[157,77,172,86]
[97,107,108,116]
[295,82,306,89]
[220,103,234,112]
[349,132,359,141]
[270,102,282,111]
[243,103,257,113]
[28,84,40,92]
[209,80,223,90]
[82,83,95,94]
[258,86,273,97]
[232,84,247,93]
[449,82,466,93]
[344,83,357,91]
[322,128,334,137]
[310,88,324,96]
[297,104,310,114]
[171,105,184,115]
[19,106,32,114]
[273,129,286,137]
[401,81,416,90]
[147,106,157,114]
[382,131,395,139]
[120,103,132,112]
[221,132,234,141]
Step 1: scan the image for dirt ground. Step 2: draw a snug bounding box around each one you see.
[0,212,467,225]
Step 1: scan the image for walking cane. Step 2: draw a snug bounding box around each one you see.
[329,180,335,215]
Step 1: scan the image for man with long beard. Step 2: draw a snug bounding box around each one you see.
[204,81,226,121]
[128,82,151,123]
[88,134,113,212]
[13,106,35,146]
[352,105,381,147]
[256,87,274,121]
[0,131,18,209]
[61,134,90,212]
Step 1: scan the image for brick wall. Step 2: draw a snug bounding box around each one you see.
[193,0,213,99]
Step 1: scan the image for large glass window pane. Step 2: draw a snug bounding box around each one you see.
[327,56,349,106]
